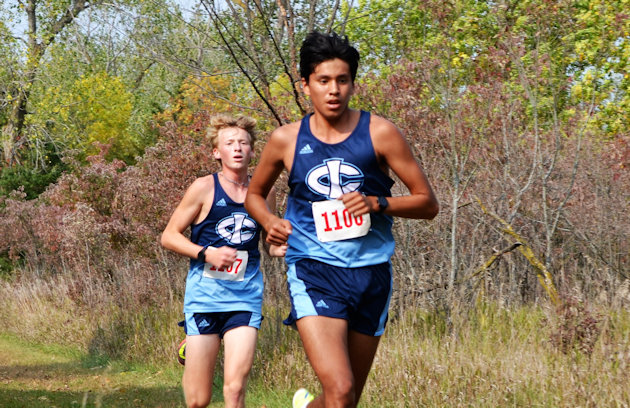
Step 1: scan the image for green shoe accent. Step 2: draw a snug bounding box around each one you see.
[177,339,186,365]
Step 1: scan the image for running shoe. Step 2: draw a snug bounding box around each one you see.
[177,338,186,365]
[292,388,314,408]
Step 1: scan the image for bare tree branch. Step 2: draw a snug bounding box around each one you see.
[200,0,284,125]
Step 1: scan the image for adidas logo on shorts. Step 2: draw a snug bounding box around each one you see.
[315,299,329,309]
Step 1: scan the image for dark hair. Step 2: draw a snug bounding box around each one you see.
[299,31,360,82]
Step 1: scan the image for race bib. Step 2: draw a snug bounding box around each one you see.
[312,200,371,243]
[203,250,248,281]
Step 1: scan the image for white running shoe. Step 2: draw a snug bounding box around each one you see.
[292,388,315,408]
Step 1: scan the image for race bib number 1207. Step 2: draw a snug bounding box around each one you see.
[203,250,248,281]
[312,200,370,242]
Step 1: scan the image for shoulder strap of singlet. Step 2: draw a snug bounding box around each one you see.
[212,172,241,206]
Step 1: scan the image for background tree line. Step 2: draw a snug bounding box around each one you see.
[0,0,628,358]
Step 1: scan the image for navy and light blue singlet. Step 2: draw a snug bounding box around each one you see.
[183,173,263,315]
[282,110,396,335]
[285,110,396,267]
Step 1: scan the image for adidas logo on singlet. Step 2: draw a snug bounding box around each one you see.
[299,144,314,154]
[216,198,227,207]
[315,299,329,309]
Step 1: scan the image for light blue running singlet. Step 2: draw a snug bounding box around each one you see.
[183,173,263,313]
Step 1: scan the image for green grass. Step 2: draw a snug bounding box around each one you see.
[0,333,185,408]
[0,331,296,408]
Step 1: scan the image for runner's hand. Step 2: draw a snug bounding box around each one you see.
[207,246,237,269]
[341,191,373,217]
[269,243,289,257]
[265,217,293,246]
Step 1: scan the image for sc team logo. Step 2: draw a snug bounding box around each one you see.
[306,158,364,199]
[216,213,257,245]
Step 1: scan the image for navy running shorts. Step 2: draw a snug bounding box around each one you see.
[181,311,262,338]
[283,258,392,336]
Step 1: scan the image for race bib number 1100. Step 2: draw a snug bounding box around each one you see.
[312,200,370,243]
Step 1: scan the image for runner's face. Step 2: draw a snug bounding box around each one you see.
[213,127,253,170]
[302,58,354,120]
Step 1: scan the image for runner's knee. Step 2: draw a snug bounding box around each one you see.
[185,391,212,408]
[223,378,247,404]
[323,377,355,406]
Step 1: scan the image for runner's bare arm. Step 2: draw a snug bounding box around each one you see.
[262,185,288,256]
[161,177,212,258]
[161,177,236,268]
[343,116,438,219]
[245,125,296,246]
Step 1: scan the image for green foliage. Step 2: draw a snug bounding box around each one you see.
[155,74,243,127]
[0,18,20,129]
[345,0,497,82]
[343,0,429,69]
[567,0,630,135]
[0,143,66,199]
[345,0,629,138]
[0,162,64,200]
[0,253,16,280]
[0,0,189,171]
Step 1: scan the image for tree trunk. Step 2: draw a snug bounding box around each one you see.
[2,96,27,164]
[1,0,94,164]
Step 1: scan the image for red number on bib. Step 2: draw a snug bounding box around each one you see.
[343,209,353,227]
[208,258,243,274]
[232,258,243,274]
[320,208,364,231]
[321,212,332,232]
[331,210,343,230]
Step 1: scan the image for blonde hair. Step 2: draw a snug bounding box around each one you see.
[206,114,257,149]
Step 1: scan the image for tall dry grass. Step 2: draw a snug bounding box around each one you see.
[360,305,630,407]
[1,256,629,406]
[0,250,184,366]
[250,303,630,407]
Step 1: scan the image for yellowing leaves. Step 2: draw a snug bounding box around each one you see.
[515,15,529,28]
[156,74,241,129]
[32,71,135,160]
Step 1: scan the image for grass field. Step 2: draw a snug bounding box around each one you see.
[2,304,630,407]
[0,332,298,408]
[0,333,185,407]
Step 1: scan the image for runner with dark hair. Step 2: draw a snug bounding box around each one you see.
[245,32,439,408]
